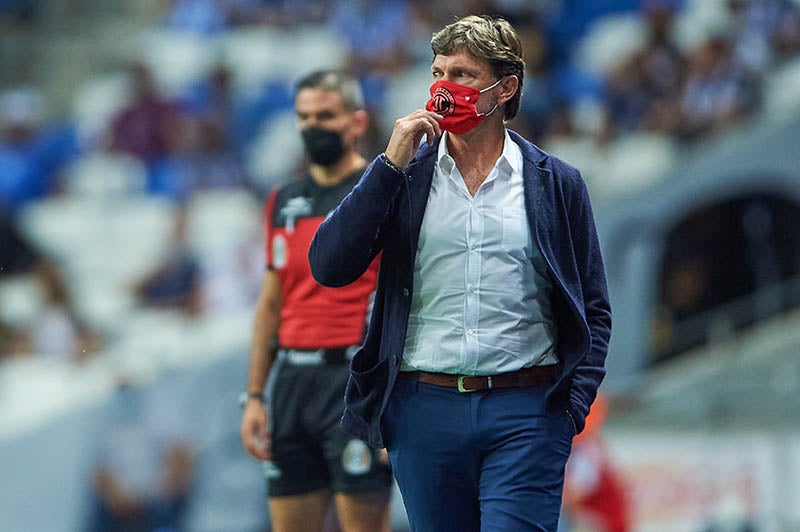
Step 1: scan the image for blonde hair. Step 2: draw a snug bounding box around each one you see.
[431,15,525,120]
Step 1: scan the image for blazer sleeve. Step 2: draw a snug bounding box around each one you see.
[567,172,612,432]
[309,156,405,287]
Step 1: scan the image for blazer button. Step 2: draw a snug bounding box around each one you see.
[402,288,409,297]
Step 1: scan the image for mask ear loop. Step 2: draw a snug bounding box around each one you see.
[478,78,504,94]
[477,77,504,117]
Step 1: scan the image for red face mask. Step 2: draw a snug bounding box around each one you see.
[425,78,502,134]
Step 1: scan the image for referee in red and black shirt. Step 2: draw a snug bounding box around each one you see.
[240,70,391,532]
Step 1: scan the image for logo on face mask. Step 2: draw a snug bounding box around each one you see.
[425,78,502,135]
[430,85,456,116]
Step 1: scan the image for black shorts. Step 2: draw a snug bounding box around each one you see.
[264,349,393,498]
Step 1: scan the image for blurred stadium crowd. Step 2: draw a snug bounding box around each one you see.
[2,0,799,363]
[2,0,800,531]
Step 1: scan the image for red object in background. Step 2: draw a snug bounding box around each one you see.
[564,395,631,532]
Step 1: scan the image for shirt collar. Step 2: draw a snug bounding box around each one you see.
[499,129,521,178]
[436,131,455,174]
[436,129,520,179]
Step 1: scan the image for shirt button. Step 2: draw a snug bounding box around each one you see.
[467,329,474,335]
[402,288,409,297]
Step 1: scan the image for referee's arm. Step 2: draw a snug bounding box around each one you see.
[241,270,282,460]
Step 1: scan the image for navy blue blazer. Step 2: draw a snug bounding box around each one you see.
[309,130,612,448]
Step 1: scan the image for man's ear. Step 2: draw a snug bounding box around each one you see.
[351,108,370,137]
[498,75,520,106]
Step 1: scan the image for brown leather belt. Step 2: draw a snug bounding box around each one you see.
[398,365,558,392]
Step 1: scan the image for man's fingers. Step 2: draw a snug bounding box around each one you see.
[241,409,272,460]
[406,115,440,146]
[425,117,441,145]
[244,431,271,461]
[386,110,444,167]
[418,113,442,142]
[399,111,442,136]
[408,109,443,121]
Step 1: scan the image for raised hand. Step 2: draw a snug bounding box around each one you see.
[384,109,443,169]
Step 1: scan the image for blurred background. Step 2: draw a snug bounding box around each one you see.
[1,0,800,531]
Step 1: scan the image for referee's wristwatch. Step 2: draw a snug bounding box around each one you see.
[239,390,264,409]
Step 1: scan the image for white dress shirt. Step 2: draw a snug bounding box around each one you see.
[402,130,558,375]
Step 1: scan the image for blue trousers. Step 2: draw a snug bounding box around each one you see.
[383,377,574,532]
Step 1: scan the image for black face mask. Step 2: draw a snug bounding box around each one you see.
[301,127,345,166]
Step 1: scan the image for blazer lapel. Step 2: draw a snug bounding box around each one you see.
[511,130,553,266]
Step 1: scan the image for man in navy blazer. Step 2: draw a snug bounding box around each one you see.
[310,15,611,532]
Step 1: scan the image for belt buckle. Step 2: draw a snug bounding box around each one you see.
[457,375,481,392]
[457,375,492,392]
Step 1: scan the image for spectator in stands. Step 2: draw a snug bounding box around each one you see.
[678,35,761,141]
[151,63,251,200]
[638,0,687,134]
[87,375,195,532]
[514,22,561,143]
[1,210,40,359]
[605,0,686,137]
[0,263,102,362]
[0,87,78,211]
[604,57,649,136]
[0,213,100,361]
[0,208,39,277]
[108,61,182,166]
[329,0,413,112]
[28,259,102,361]
[148,111,248,202]
[196,64,237,152]
[726,0,800,73]
[133,208,202,315]
[182,64,232,137]
[193,109,249,190]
